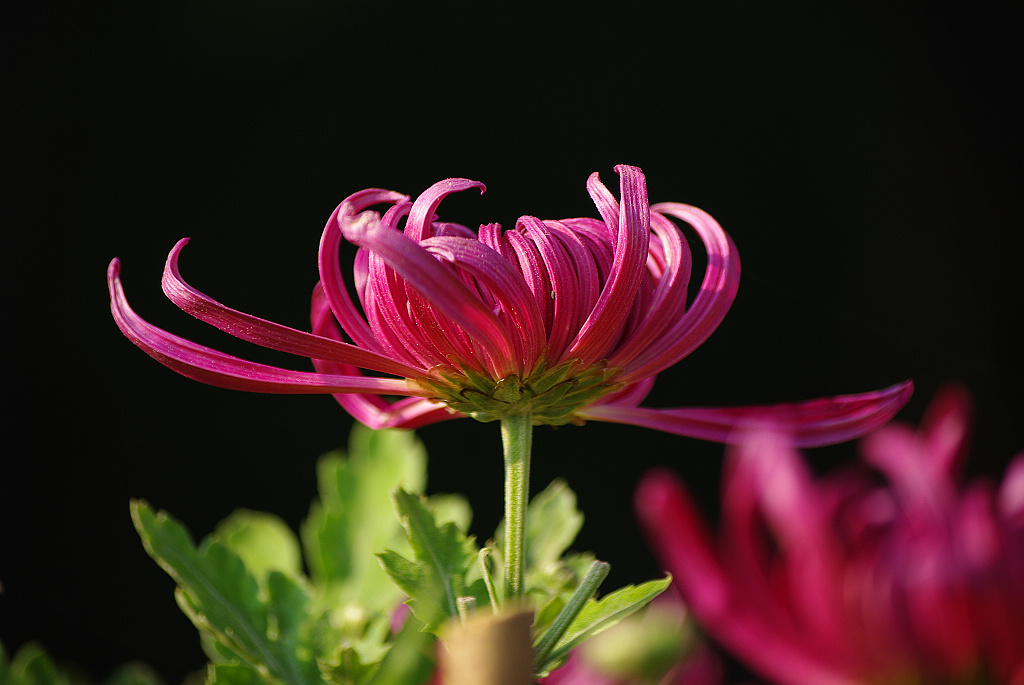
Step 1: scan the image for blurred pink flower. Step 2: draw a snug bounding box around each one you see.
[109,165,909,442]
[637,387,1024,685]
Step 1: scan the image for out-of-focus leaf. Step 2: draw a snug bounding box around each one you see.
[364,614,436,685]
[103,663,165,685]
[302,427,427,613]
[522,479,584,566]
[0,643,70,685]
[205,663,266,685]
[215,510,303,583]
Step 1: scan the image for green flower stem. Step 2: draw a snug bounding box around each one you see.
[501,412,533,601]
[532,560,611,672]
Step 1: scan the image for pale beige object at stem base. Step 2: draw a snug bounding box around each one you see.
[440,608,535,685]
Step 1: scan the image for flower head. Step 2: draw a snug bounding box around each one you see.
[109,165,910,442]
[637,387,1024,685]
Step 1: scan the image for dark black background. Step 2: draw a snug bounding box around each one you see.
[3,2,1021,683]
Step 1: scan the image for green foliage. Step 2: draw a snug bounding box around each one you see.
[542,575,673,667]
[1,643,71,685]
[132,426,440,685]
[377,476,670,676]
[130,424,669,683]
[0,643,163,685]
[377,490,487,631]
[300,427,429,614]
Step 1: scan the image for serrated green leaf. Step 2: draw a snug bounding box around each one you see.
[215,511,303,583]
[377,490,481,630]
[546,575,672,665]
[131,501,314,685]
[301,427,427,612]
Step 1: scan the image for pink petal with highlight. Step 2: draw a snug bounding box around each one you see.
[580,381,913,447]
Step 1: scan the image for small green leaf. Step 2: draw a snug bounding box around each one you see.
[215,510,303,583]
[546,575,672,665]
[1,643,70,685]
[580,603,696,683]
[301,427,427,613]
[131,501,315,685]
[523,480,584,566]
[377,489,482,630]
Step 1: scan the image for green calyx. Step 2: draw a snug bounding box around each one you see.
[416,357,624,425]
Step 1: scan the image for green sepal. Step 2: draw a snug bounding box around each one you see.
[416,358,624,425]
[524,358,577,395]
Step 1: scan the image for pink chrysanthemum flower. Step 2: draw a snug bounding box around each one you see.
[637,387,1024,685]
[109,165,910,442]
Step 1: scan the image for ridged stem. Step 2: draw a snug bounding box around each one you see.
[501,413,533,601]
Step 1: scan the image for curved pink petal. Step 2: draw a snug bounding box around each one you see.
[618,203,740,384]
[520,222,577,358]
[340,210,518,375]
[109,259,417,396]
[405,178,485,241]
[317,191,408,353]
[307,286,459,430]
[578,381,913,447]
[606,211,692,367]
[336,395,457,430]
[423,235,546,371]
[567,165,651,365]
[542,220,603,336]
[998,455,1024,521]
[162,238,425,379]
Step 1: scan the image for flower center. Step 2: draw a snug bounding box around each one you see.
[416,358,624,425]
